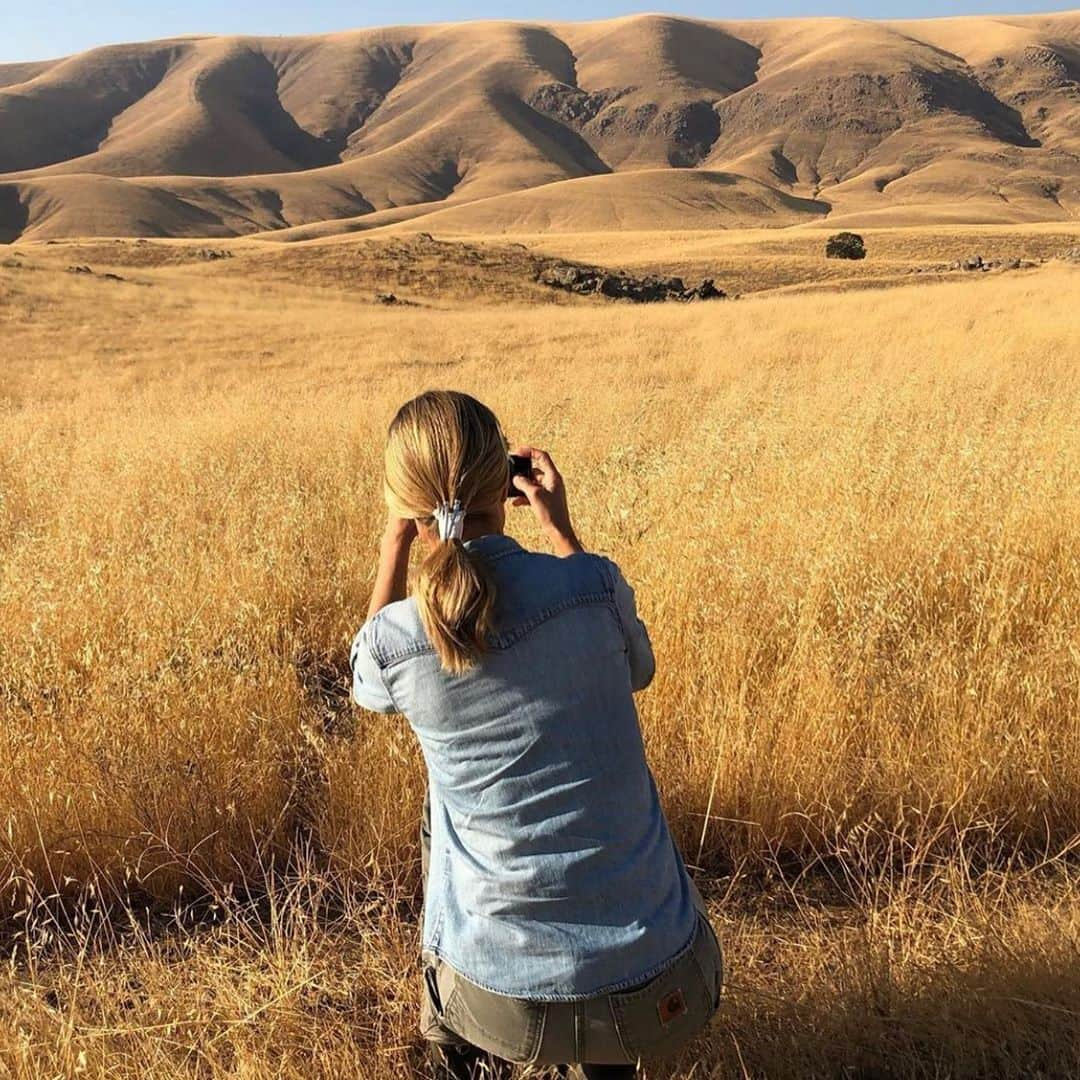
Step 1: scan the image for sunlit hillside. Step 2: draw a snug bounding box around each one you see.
[1,10,1079,241]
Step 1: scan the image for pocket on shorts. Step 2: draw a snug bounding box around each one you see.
[442,971,546,1063]
[610,916,720,1062]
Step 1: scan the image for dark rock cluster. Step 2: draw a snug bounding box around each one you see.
[65,264,125,280]
[949,254,1036,272]
[374,290,417,306]
[537,262,726,302]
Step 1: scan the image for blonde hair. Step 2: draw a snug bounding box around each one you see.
[384,391,510,674]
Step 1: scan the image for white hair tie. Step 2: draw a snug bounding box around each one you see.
[433,499,465,542]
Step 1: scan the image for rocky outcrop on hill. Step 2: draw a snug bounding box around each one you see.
[538,262,726,302]
[950,254,1038,272]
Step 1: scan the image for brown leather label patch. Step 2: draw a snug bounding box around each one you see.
[657,987,687,1025]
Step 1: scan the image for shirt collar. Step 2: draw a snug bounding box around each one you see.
[462,533,524,561]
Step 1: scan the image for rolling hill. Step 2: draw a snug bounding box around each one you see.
[1,11,1079,241]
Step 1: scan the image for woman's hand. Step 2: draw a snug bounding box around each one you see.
[509,446,584,557]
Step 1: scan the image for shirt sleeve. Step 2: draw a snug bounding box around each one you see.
[350,620,400,715]
[599,557,656,693]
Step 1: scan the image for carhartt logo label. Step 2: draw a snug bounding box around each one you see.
[657,988,687,1024]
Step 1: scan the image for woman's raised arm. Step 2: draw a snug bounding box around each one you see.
[366,514,418,622]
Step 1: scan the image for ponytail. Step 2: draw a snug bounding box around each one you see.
[383,389,509,673]
[415,538,497,674]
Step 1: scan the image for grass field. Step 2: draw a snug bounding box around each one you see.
[2,232,1079,1078]
[16,221,1080,301]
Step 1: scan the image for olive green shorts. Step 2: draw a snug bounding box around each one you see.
[420,908,723,1067]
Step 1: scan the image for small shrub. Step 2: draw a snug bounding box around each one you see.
[826,232,866,260]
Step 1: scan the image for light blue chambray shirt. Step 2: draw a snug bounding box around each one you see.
[350,533,697,1001]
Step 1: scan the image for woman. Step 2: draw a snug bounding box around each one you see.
[351,391,722,1078]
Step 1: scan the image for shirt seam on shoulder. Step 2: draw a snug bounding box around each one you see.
[493,590,613,648]
[589,557,629,646]
[365,603,430,668]
[377,640,435,667]
[484,548,528,564]
[375,590,619,669]
[358,618,404,710]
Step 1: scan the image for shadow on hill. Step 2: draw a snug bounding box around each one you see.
[924,67,1042,148]
[199,49,346,171]
[333,42,416,155]
[490,92,612,177]
[517,26,578,87]
[0,184,28,242]
[655,16,761,97]
[0,42,183,174]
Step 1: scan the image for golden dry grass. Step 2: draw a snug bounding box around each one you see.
[1,241,1079,1077]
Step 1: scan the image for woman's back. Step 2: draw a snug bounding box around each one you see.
[352,533,697,999]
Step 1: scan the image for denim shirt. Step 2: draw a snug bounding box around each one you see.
[350,534,697,1001]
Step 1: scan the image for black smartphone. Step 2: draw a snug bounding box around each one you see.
[507,454,532,498]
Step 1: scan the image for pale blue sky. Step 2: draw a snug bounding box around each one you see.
[4,1,1076,63]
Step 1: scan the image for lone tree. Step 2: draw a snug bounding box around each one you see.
[826,232,866,260]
